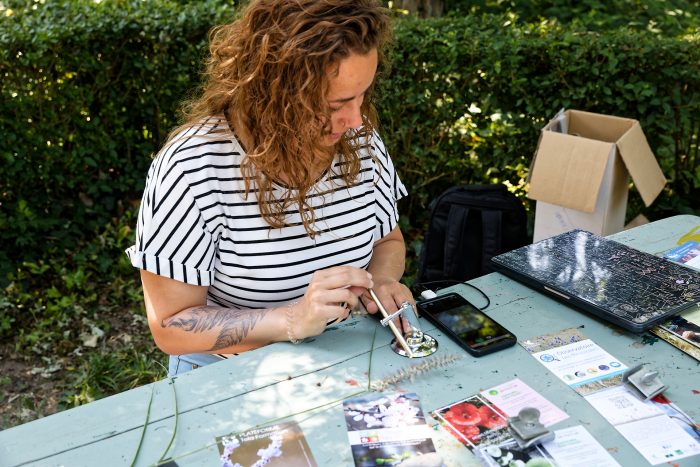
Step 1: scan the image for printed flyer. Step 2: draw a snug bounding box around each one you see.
[475,425,620,467]
[520,327,627,396]
[431,378,617,467]
[475,439,554,467]
[663,240,700,268]
[217,421,317,467]
[476,425,621,467]
[521,327,700,465]
[432,393,512,450]
[342,392,441,467]
[539,425,620,467]
[431,388,555,466]
[649,242,700,361]
[480,378,568,428]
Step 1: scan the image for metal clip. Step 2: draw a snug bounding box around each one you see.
[379,301,413,327]
[622,364,668,400]
[507,407,554,449]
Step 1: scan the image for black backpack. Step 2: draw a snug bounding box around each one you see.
[416,184,529,287]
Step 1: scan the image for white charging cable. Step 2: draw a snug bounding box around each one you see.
[420,289,437,300]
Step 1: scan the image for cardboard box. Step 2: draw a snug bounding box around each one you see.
[528,109,666,242]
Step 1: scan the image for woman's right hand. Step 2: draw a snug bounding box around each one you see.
[291,266,373,339]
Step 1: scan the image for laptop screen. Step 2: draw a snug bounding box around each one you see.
[491,229,700,332]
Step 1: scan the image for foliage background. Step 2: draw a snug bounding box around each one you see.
[1,0,698,427]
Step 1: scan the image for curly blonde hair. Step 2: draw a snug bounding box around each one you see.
[177,0,393,236]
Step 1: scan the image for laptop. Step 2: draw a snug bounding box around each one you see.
[490,229,700,333]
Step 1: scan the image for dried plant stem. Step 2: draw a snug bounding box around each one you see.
[367,326,377,391]
[371,353,463,392]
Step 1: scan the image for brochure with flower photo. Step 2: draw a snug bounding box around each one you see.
[431,391,556,466]
[430,377,570,451]
[430,380,626,466]
[431,394,511,449]
[342,392,442,467]
[476,440,554,467]
[217,421,317,467]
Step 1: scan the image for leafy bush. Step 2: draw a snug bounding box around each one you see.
[0,0,234,280]
[2,3,699,283]
[381,15,700,236]
[1,0,698,314]
[442,0,700,36]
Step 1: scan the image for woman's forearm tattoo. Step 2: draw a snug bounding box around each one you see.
[162,306,271,351]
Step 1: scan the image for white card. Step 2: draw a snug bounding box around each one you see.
[542,425,620,467]
[615,414,700,465]
[480,378,568,427]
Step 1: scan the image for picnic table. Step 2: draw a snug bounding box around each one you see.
[2,215,699,466]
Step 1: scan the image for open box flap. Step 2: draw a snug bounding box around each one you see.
[616,122,666,207]
[528,131,613,213]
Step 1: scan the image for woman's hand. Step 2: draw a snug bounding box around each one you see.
[291,266,373,339]
[361,275,415,333]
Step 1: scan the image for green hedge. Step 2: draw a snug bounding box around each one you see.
[382,16,700,230]
[442,0,700,37]
[0,0,233,279]
[1,1,699,280]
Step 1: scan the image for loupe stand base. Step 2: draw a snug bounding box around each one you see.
[368,290,440,359]
[391,333,438,358]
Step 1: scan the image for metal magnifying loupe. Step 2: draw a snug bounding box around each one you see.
[381,301,438,358]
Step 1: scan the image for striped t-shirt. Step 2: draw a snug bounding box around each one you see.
[126,117,407,309]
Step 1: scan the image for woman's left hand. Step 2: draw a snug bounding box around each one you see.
[361,275,415,333]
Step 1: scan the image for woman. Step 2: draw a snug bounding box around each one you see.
[126,0,412,375]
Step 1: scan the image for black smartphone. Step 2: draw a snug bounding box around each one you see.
[417,292,516,357]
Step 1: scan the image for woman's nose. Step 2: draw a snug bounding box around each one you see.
[344,98,363,129]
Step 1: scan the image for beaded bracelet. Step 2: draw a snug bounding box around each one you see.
[286,301,304,344]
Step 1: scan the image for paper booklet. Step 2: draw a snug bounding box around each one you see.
[342,392,442,467]
[650,241,700,361]
[217,420,317,467]
[432,392,557,466]
[521,327,700,465]
[430,378,619,467]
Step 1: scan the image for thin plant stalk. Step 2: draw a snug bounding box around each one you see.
[156,378,178,464]
[130,383,156,467]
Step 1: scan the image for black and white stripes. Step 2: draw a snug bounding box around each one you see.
[126,118,407,310]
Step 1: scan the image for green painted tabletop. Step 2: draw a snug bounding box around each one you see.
[2,215,699,467]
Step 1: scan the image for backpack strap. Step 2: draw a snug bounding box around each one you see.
[481,209,503,274]
[417,187,463,285]
[444,204,469,280]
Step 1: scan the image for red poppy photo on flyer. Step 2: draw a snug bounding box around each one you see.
[431,394,511,448]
